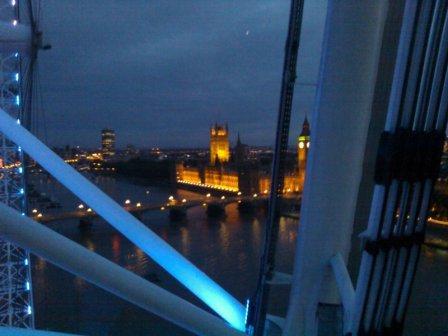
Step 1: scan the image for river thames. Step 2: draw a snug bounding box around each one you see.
[29,173,448,335]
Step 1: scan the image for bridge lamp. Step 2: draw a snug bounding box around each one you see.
[206,193,211,198]
[182,199,187,203]
[136,202,141,207]
[87,208,92,213]
[124,199,131,205]
[221,196,225,200]
[78,204,84,209]
[31,209,38,214]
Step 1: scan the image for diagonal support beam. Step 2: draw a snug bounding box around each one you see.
[330,253,354,334]
[0,108,246,331]
[0,202,244,336]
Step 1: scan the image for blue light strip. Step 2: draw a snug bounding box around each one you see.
[244,299,250,326]
[0,327,80,336]
[0,110,246,331]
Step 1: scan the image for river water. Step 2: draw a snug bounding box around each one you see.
[29,173,448,335]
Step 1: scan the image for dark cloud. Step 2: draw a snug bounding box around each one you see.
[39,0,326,149]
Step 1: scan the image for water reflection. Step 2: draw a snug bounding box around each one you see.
[111,234,121,263]
[179,227,190,256]
[28,174,448,335]
[218,219,231,256]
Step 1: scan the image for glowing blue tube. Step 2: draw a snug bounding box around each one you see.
[0,327,79,336]
[0,109,246,331]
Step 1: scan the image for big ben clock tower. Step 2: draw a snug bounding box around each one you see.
[297,117,310,192]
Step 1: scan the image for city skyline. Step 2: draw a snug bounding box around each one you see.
[58,121,310,151]
[38,0,327,148]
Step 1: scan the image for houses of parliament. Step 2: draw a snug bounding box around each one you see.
[176,119,310,195]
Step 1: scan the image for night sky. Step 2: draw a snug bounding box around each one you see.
[39,0,326,149]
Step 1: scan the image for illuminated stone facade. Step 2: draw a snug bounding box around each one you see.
[258,174,301,194]
[210,124,230,165]
[176,119,310,195]
[204,167,239,192]
[176,163,239,192]
[176,164,201,184]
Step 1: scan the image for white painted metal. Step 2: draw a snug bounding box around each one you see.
[0,107,246,331]
[375,1,446,329]
[0,201,245,336]
[329,253,354,334]
[282,1,388,335]
[351,0,448,333]
[349,0,420,332]
[393,2,448,326]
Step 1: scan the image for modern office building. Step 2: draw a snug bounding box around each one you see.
[101,129,116,158]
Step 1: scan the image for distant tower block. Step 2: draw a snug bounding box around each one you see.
[101,129,116,158]
[210,123,230,165]
[297,117,310,192]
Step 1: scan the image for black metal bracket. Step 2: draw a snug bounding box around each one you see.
[374,129,445,185]
[363,232,425,255]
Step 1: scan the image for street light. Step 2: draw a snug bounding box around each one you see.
[125,199,131,205]
[78,204,84,209]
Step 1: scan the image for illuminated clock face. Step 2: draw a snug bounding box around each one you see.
[306,142,310,148]
[299,141,304,149]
